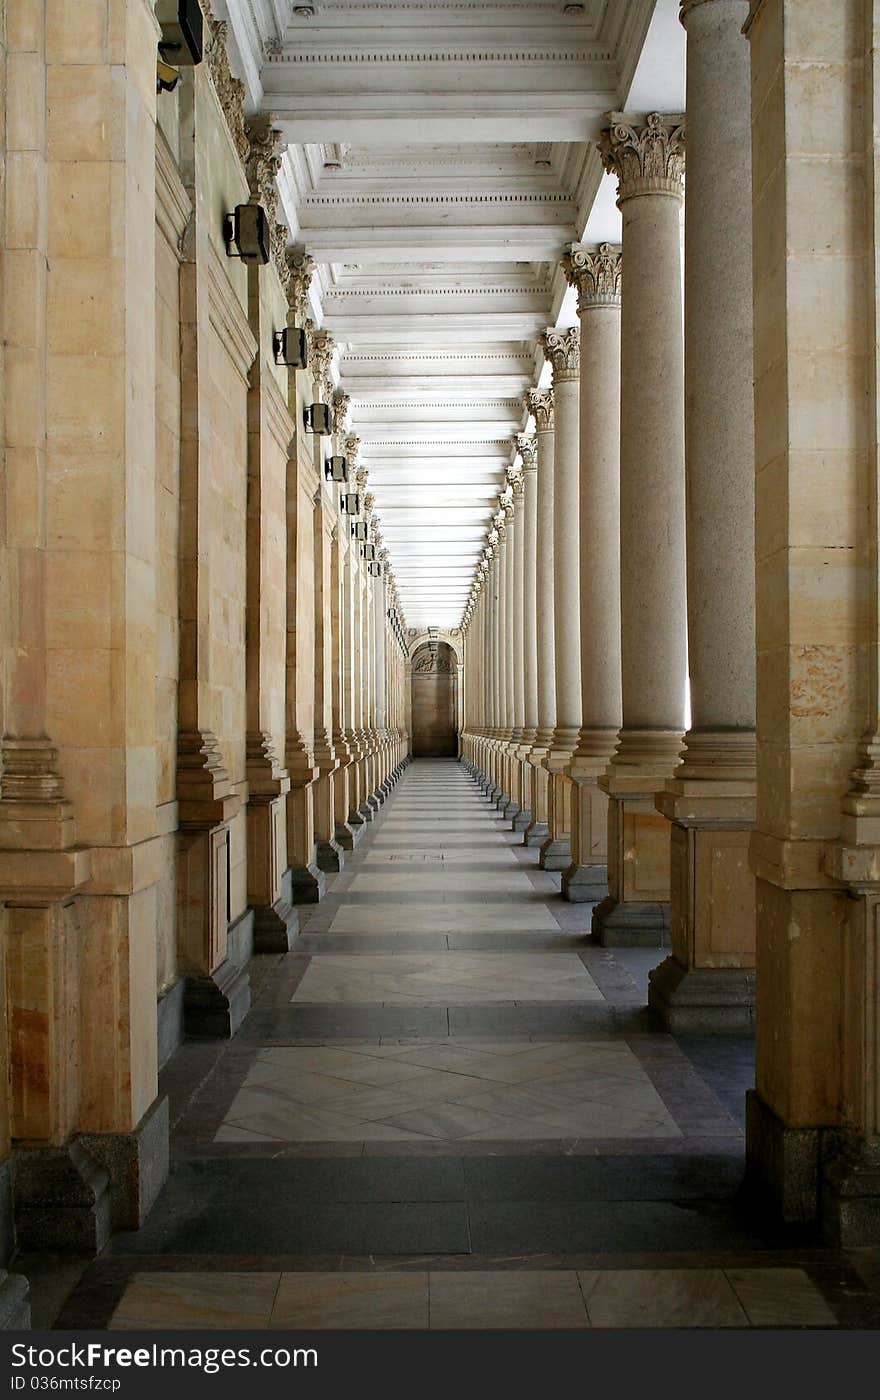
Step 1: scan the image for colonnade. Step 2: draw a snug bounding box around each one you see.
[463,0,880,1242]
[0,4,410,1271]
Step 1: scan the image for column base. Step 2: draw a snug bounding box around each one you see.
[157,978,186,1070]
[251,871,299,951]
[512,807,532,833]
[316,838,345,873]
[13,1142,112,1253]
[501,799,518,821]
[0,1271,30,1330]
[356,802,375,824]
[289,861,327,905]
[821,1133,880,1246]
[561,861,608,904]
[335,821,364,851]
[523,819,549,848]
[78,1095,170,1230]
[647,956,755,1032]
[745,1089,819,1224]
[591,896,671,947]
[539,836,571,871]
[184,931,252,1039]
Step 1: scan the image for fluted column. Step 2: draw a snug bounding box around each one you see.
[517,435,539,832]
[561,244,623,902]
[647,0,757,1029]
[540,328,581,871]
[594,111,688,946]
[524,390,556,846]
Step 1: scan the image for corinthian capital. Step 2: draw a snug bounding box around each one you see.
[599,111,686,203]
[563,242,622,311]
[524,387,554,432]
[515,433,537,471]
[310,328,335,394]
[332,387,350,431]
[287,249,315,319]
[344,434,360,470]
[541,326,580,382]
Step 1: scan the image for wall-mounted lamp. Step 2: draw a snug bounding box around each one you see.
[157,0,203,65]
[367,561,383,578]
[273,326,308,368]
[324,454,348,482]
[350,520,368,541]
[342,493,363,517]
[225,204,270,264]
[157,59,181,92]
[362,543,377,562]
[304,402,334,436]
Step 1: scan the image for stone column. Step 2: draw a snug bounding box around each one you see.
[593,112,688,947]
[540,329,582,871]
[524,391,556,846]
[649,0,758,1028]
[494,506,511,806]
[560,245,623,902]
[509,460,529,829]
[746,0,880,1240]
[285,326,328,905]
[500,486,518,818]
[516,435,539,832]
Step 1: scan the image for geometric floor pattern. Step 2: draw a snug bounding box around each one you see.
[31,761,880,1330]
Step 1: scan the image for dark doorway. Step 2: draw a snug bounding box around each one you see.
[411,641,458,757]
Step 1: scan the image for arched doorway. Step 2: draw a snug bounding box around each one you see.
[410,641,458,757]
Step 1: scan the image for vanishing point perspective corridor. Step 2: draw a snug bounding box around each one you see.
[37,762,873,1330]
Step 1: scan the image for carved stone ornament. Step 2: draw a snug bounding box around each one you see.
[599,111,686,204]
[524,387,555,431]
[508,468,524,498]
[563,242,622,311]
[310,328,335,395]
[206,12,249,165]
[355,465,369,492]
[541,326,580,382]
[515,432,538,470]
[244,115,292,292]
[413,650,455,675]
[344,434,360,470]
[287,249,316,319]
[332,387,351,425]
[364,492,375,516]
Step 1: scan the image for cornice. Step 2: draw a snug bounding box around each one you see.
[324,284,551,297]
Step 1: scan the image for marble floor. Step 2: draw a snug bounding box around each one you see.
[30,761,880,1330]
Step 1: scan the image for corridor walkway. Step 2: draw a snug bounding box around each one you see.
[42,763,880,1329]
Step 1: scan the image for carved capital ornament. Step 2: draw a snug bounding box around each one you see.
[563,242,622,310]
[524,388,554,432]
[599,111,686,204]
[541,326,580,382]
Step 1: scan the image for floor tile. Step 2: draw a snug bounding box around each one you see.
[428,1271,589,1329]
[577,1269,749,1328]
[725,1268,838,1326]
[271,1272,429,1329]
[109,1273,280,1329]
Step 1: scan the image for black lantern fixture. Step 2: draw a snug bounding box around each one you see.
[362,542,377,562]
[350,520,368,541]
[367,561,383,578]
[304,401,334,436]
[341,492,362,516]
[157,0,204,64]
[324,454,348,483]
[225,204,270,264]
[273,326,308,369]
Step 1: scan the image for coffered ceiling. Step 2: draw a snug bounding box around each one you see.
[219,0,685,629]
